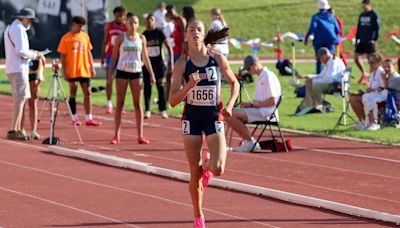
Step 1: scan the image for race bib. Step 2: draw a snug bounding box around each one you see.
[121,60,141,72]
[206,66,217,81]
[214,121,224,134]
[111,35,118,45]
[187,85,217,106]
[182,120,190,135]
[147,46,161,57]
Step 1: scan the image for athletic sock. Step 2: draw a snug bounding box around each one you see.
[106,100,113,108]
[85,114,92,121]
[69,97,76,115]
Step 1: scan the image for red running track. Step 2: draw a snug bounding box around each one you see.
[0,94,398,227]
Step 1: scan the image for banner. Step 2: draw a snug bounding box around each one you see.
[0,0,110,58]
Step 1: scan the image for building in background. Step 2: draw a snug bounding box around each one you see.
[0,0,120,58]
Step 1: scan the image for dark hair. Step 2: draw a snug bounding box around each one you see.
[166,4,174,11]
[383,59,393,64]
[204,27,229,45]
[127,12,136,18]
[113,6,126,14]
[182,6,195,21]
[146,13,154,20]
[72,16,86,25]
[187,19,229,46]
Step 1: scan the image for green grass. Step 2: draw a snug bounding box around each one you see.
[121,0,400,57]
[1,63,399,144]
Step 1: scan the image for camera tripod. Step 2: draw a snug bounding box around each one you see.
[38,60,83,145]
[234,69,252,107]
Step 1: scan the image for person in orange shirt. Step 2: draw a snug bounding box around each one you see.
[57,16,102,126]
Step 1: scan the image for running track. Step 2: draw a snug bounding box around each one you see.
[0,94,398,227]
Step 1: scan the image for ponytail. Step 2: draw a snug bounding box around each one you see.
[204,27,229,46]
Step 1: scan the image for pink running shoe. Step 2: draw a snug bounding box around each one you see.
[194,216,205,228]
[106,106,113,114]
[202,151,213,188]
[85,119,102,126]
[72,119,82,126]
[110,136,120,144]
[137,136,150,144]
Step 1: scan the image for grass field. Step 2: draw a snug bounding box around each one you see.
[1,62,399,144]
[121,0,400,57]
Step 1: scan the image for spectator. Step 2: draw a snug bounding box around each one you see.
[225,55,282,152]
[166,5,187,62]
[328,7,348,66]
[57,16,102,127]
[21,58,45,140]
[295,48,346,116]
[350,53,384,130]
[305,0,341,74]
[100,6,126,114]
[209,8,229,57]
[142,14,174,119]
[164,8,175,103]
[182,6,195,22]
[354,0,380,84]
[4,8,45,140]
[382,59,400,105]
[153,1,166,31]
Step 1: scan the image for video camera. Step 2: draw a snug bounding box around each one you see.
[236,67,253,83]
[52,59,59,74]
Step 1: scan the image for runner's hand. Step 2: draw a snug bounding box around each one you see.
[222,106,233,118]
[188,70,200,88]
[150,75,156,85]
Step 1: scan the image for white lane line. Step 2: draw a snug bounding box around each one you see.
[117,152,400,205]
[0,158,278,227]
[0,186,141,228]
[51,123,400,181]
[294,146,400,164]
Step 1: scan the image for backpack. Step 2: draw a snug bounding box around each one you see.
[276,59,296,76]
[383,91,399,124]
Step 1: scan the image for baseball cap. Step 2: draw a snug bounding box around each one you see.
[243,55,258,70]
[14,8,39,23]
[317,0,331,10]
[316,47,330,58]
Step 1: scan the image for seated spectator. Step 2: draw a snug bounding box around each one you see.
[350,53,385,130]
[295,47,346,116]
[383,59,400,97]
[225,55,281,152]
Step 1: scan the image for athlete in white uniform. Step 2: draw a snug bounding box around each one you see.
[107,13,155,145]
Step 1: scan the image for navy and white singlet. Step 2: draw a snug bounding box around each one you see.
[181,51,224,136]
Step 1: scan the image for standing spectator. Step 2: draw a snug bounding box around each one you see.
[209,8,229,57]
[57,16,102,127]
[305,0,341,74]
[164,7,175,103]
[142,14,174,119]
[4,8,45,140]
[100,6,126,114]
[166,5,187,62]
[182,6,195,22]
[354,0,380,84]
[107,13,155,145]
[328,7,348,66]
[153,2,166,31]
[21,59,45,140]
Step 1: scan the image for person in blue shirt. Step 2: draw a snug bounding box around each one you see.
[305,0,341,74]
[354,0,380,84]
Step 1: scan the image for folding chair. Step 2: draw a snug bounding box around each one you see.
[246,95,289,152]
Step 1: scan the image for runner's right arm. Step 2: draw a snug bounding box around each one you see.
[169,58,200,107]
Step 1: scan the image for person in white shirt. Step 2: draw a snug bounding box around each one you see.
[225,55,282,152]
[209,8,229,57]
[350,53,385,130]
[4,8,45,140]
[295,47,346,116]
[153,2,166,31]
